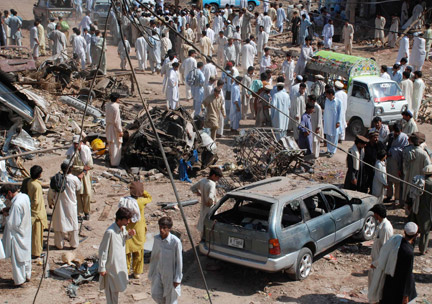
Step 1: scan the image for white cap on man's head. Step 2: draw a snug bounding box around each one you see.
[404,222,418,236]
[72,135,80,144]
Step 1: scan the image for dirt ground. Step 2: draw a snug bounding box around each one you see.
[1,2,432,304]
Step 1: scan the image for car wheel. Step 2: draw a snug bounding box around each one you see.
[348,118,365,136]
[210,4,218,13]
[357,212,377,241]
[291,247,313,280]
[247,1,256,11]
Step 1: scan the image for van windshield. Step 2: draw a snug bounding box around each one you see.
[370,82,402,99]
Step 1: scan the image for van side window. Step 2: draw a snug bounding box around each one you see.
[303,194,329,219]
[322,190,349,210]
[352,82,370,100]
[281,200,302,228]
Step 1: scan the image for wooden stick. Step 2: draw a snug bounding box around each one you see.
[0,146,68,161]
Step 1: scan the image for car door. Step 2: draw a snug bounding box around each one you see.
[302,193,336,253]
[277,199,309,255]
[347,81,373,124]
[322,189,362,242]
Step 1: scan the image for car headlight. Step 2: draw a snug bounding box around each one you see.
[401,105,408,113]
[374,107,383,115]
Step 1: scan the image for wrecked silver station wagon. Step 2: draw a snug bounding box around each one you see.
[199,177,378,280]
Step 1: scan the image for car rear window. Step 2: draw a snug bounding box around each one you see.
[212,196,272,232]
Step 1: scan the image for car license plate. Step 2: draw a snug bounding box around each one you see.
[228,236,244,249]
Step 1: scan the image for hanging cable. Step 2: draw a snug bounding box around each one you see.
[132,0,432,197]
[111,1,214,303]
[32,5,112,303]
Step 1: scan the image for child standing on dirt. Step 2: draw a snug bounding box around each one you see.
[148,216,183,304]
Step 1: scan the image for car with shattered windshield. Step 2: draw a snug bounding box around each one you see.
[199,177,378,280]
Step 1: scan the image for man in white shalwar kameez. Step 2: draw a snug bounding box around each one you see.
[257,26,269,61]
[242,67,254,119]
[387,15,399,48]
[188,62,205,116]
[49,162,81,249]
[271,83,290,140]
[181,50,197,101]
[224,38,236,66]
[148,31,161,73]
[410,34,426,71]
[372,151,389,204]
[368,204,393,288]
[1,185,31,286]
[105,93,123,167]
[294,38,313,75]
[323,89,343,157]
[276,4,287,33]
[262,12,272,34]
[400,71,414,111]
[374,15,386,46]
[282,52,295,91]
[342,21,354,55]
[74,30,87,69]
[212,12,224,35]
[99,207,135,304]
[308,95,323,158]
[412,71,425,120]
[161,53,178,94]
[29,22,39,59]
[241,39,256,74]
[200,30,213,57]
[149,216,183,304]
[292,83,307,140]
[135,34,148,71]
[335,81,347,141]
[117,36,130,70]
[322,20,334,49]
[167,62,180,110]
[160,33,172,61]
[203,57,217,84]
[396,35,410,63]
[191,167,223,236]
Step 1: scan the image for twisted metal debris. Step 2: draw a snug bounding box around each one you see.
[236,128,307,180]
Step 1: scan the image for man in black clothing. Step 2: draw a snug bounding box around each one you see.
[291,11,301,46]
[380,222,418,304]
[361,131,386,193]
[344,135,369,191]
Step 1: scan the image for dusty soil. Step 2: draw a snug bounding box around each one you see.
[1,2,432,303]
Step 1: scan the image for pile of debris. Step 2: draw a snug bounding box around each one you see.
[18,55,135,98]
[123,107,217,176]
[235,128,307,180]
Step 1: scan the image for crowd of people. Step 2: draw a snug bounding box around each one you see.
[0,1,431,304]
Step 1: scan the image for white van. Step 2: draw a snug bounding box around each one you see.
[305,51,408,136]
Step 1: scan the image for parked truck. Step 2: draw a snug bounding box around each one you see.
[305,51,408,136]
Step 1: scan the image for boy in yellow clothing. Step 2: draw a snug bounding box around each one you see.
[26,165,48,259]
[125,181,152,279]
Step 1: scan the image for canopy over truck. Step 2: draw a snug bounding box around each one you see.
[306,51,379,86]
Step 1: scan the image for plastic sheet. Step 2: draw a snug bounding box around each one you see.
[11,129,40,151]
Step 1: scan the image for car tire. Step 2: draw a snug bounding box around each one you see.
[210,4,218,13]
[356,212,377,241]
[348,118,365,136]
[247,1,256,11]
[290,247,313,281]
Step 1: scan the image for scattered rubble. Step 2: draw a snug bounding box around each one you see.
[123,107,217,176]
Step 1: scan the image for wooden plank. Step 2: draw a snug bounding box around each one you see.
[98,204,113,221]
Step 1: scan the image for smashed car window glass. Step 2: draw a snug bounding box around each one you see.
[322,190,348,210]
[304,194,328,219]
[212,196,271,232]
[281,200,302,228]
